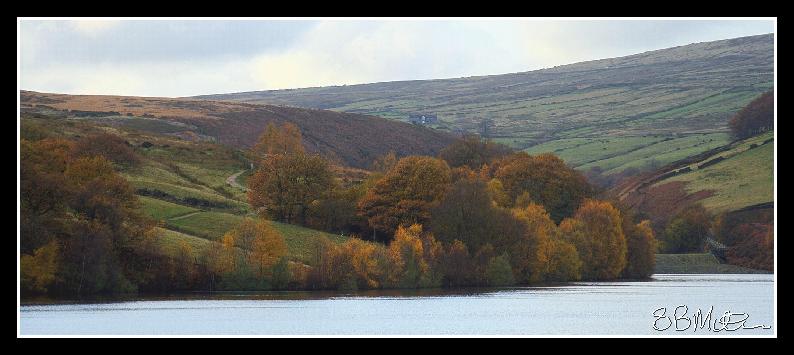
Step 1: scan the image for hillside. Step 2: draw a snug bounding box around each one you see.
[198,34,772,175]
[20,90,457,169]
[615,130,774,223]
[20,114,351,267]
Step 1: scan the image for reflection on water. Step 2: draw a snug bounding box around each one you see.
[20,274,774,335]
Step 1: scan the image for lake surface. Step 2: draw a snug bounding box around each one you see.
[19,274,774,336]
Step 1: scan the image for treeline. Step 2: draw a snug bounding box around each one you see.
[245,126,658,290]
[20,122,659,297]
[20,133,153,296]
[729,90,773,140]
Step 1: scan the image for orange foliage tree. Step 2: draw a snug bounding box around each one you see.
[357,156,451,242]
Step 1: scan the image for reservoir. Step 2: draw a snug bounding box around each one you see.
[19,274,774,336]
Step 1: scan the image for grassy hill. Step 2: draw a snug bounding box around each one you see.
[198,34,773,174]
[21,113,352,267]
[617,131,774,217]
[20,90,456,169]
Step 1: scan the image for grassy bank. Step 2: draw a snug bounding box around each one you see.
[654,253,771,274]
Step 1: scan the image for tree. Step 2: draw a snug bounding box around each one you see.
[20,241,60,294]
[545,239,582,282]
[339,238,383,289]
[358,156,451,241]
[247,220,288,278]
[251,122,304,161]
[371,151,398,173]
[494,152,592,222]
[248,152,334,225]
[442,240,473,287]
[430,178,503,251]
[21,138,154,296]
[561,199,627,280]
[485,253,515,286]
[438,134,513,169]
[623,220,657,279]
[729,90,773,140]
[660,204,710,253]
[510,203,556,283]
[71,132,140,167]
[307,194,357,233]
[386,224,430,288]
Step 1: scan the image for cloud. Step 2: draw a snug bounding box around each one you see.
[71,20,120,37]
[19,19,775,97]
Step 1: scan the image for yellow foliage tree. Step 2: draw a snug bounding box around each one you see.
[246,220,288,278]
[20,241,60,293]
[562,199,627,280]
[387,224,429,288]
[511,203,555,283]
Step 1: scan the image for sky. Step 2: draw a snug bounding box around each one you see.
[18,18,775,98]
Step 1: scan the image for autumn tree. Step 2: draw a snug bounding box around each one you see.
[251,122,304,161]
[71,132,140,167]
[442,240,473,287]
[358,156,451,242]
[623,220,657,279]
[386,224,432,288]
[660,204,710,253]
[510,203,556,283]
[439,134,513,169]
[430,177,506,251]
[306,191,358,233]
[20,241,60,294]
[561,200,627,280]
[224,218,288,279]
[485,253,515,286]
[371,151,399,173]
[20,139,72,254]
[729,90,773,140]
[545,239,580,281]
[339,238,384,289]
[494,152,592,222]
[248,152,334,225]
[248,220,288,278]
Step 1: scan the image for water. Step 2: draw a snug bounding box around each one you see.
[19,274,774,336]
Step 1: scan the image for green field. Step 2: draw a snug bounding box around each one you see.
[523,133,731,175]
[654,253,770,274]
[138,196,199,221]
[661,132,774,213]
[139,199,350,264]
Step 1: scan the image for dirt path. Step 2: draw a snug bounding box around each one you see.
[226,169,247,191]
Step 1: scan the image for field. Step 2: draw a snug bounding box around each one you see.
[662,132,774,213]
[618,131,774,217]
[654,254,770,274]
[144,208,350,264]
[524,133,731,174]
